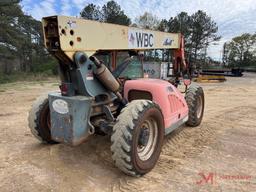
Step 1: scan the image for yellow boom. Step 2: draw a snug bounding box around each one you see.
[42,16,181,59]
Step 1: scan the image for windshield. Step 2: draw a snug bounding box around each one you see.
[116,52,143,79]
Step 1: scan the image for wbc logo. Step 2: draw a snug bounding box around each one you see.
[128,29,154,48]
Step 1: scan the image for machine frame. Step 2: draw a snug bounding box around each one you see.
[28,15,204,176]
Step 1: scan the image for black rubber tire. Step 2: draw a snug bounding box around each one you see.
[185,84,204,127]
[111,100,164,177]
[28,95,58,144]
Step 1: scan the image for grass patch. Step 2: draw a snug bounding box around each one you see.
[0,72,58,85]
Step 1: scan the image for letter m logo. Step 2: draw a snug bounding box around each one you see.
[196,172,214,185]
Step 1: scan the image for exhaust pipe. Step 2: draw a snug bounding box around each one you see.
[89,56,123,101]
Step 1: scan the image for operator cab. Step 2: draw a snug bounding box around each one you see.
[94,49,187,82]
[93,48,190,96]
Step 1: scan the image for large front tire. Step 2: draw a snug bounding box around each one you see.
[185,84,204,127]
[111,100,164,176]
[28,95,58,144]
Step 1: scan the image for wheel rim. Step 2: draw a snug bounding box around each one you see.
[196,96,203,118]
[137,118,158,161]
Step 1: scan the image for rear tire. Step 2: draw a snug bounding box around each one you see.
[28,95,58,144]
[111,100,164,176]
[185,84,204,127]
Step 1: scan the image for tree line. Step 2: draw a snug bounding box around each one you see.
[0,0,255,76]
[223,33,256,68]
[0,0,57,75]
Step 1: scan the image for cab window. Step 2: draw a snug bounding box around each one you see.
[116,52,143,79]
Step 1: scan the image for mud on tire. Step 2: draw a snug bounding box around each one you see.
[111,100,164,176]
[28,94,58,144]
[185,84,204,127]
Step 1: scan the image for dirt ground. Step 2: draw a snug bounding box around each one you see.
[0,73,256,192]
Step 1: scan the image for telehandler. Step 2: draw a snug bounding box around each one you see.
[28,16,204,176]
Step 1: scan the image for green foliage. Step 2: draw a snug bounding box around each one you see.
[0,1,57,76]
[0,3,24,58]
[189,11,220,60]
[157,19,168,32]
[0,0,20,6]
[31,56,58,75]
[80,1,131,26]
[103,1,131,25]
[80,3,103,21]
[134,12,160,30]
[157,11,220,62]
[223,33,256,68]
[168,12,192,40]
[0,72,56,84]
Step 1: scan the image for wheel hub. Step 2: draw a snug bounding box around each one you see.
[137,118,158,161]
[138,127,150,147]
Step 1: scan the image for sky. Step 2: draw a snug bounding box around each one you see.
[21,0,256,60]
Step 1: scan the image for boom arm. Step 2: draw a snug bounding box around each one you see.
[42,16,181,61]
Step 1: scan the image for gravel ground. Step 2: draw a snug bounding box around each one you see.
[0,73,255,192]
